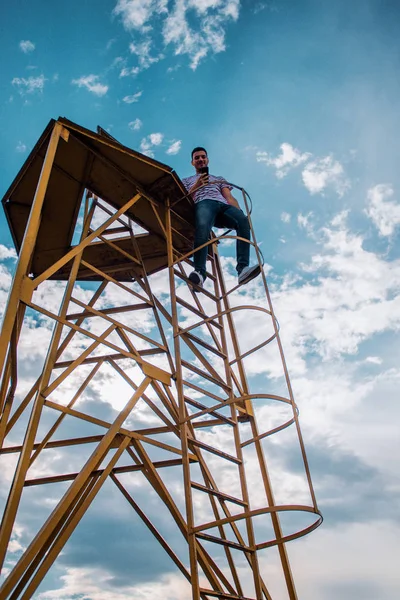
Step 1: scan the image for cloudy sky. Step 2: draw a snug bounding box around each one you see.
[1,0,400,599]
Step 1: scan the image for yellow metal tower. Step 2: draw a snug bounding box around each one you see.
[0,118,322,599]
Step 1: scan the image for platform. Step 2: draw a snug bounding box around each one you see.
[2,117,195,281]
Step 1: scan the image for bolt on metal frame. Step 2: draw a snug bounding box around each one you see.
[0,119,322,600]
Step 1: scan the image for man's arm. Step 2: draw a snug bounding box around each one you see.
[221,187,240,209]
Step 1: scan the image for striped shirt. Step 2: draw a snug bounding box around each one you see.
[182,174,233,205]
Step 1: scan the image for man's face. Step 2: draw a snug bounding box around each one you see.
[192,150,209,172]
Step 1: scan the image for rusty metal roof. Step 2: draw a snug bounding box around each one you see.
[2,117,194,281]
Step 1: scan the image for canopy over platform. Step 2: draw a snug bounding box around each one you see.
[1,117,194,281]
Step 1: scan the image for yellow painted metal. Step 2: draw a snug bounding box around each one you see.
[0,122,67,377]
[0,118,321,600]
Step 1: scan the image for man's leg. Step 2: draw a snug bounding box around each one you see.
[216,205,251,272]
[216,205,261,285]
[192,200,220,282]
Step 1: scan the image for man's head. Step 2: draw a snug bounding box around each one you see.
[191,147,209,172]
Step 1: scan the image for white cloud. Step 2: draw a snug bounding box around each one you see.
[219,208,400,386]
[275,212,400,362]
[122,91,143,103]
[149,132,163,145]
[297,211,313,231]
[365,184,400,237]
[19,40,35,53]
[111,56,125,68]
[119,66,140,77]
[11,74,46,95]
[36,567,190,600]
[128,118,142,131]
[166,64,181,73]
[252,2,280,14]
[129,39,162,69]
[113,0,168,32]
[16,141,27,153]
[256,142,311,178]
[0,245,17,260]
[140,132,164,156]
[163,0,240,69]
[290,522,400,600]
[140,138,154,157]
[218,0,240,20]
[8,538,24,553]
[113,0,240,70]
[188,0,225,14]
[257,142,350,196]
[71,74,108,96]
[139,133,163,157]
[281,211,291,223]
[166,140,182,155]
[365,356,382,365]
[302,155,350,197]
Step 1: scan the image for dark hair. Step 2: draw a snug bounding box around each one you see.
[191,146,207,159]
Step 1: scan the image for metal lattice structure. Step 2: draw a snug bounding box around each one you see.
[0,119,322,599]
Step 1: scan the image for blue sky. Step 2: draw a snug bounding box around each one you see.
[1,1,400,599]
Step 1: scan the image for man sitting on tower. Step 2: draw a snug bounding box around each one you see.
[182,147,261,289]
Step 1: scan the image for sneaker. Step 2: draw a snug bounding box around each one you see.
[188,270,204,289]
[238,264,261,286]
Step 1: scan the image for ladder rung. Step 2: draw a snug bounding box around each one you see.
[196,532,252,552]
[184,397,235,427]
[54,347,165,369]
[191,482,247,507]
[173,269,219,301]
[176,297,222,330]
[181,360,231,391]
[183,331,227,359]
[189,439,241,464]
[183,379,226,403]
[66,302,152,320]
[193,419,233,429]
[200,589,255,600]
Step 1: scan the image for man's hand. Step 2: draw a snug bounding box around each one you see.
[189,173,209,194]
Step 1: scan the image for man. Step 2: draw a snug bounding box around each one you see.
[182,147,261,288]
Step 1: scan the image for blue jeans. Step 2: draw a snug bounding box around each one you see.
[193,200,251,279]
